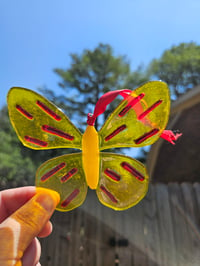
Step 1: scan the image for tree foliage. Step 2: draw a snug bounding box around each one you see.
[42,43,149,130]
[149,42,200,98]
[0,107,35,188]
[0,107,64,189]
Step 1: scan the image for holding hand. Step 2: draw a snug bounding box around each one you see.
[0,186,60,266]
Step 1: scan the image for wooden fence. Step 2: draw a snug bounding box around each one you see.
[40,183,200,266]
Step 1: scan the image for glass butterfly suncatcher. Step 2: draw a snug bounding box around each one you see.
[7,81,181,211]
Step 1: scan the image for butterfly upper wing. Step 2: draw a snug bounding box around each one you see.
[96,152,148,210]
[36,153,87,211]
[7,87,82,150]
[98,81,170,150]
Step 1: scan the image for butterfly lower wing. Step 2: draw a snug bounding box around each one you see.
[96,152,149,210]
[36,153,87,211]
[7,87,82,150]
[99,81,170,149]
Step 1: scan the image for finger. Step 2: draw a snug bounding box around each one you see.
[0,186,36,222]
[22,238,41,266]
[38,220,53,238]
[0,187,53,237]
[0,188,60,264]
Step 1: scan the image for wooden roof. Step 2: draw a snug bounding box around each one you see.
[147,86,200,183]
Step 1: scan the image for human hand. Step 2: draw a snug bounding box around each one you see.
[0,186,60,266]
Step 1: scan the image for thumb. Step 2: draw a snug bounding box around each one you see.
[0,188,60,265]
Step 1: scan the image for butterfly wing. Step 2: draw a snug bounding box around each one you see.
[7,87,82,150]
[96,152,148,210]
[98,81,170,150]
[36,153,87,211]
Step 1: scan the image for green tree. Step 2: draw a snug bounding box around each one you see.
[148,42,200,99]
[0,106,35,189]
[42,43,149,130]
[0,106,66,189]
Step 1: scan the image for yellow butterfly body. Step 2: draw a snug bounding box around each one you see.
[82,125,99,189]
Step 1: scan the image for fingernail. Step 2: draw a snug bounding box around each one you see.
[35,188,60,213]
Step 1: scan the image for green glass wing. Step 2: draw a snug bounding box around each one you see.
[7,87,82,150]
[96,152,149,210]
[35,153,87,211]
[98,81,170,150]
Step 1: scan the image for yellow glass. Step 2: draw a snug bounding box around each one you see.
[7,81,170,211]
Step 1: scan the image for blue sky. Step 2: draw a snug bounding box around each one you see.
[1,0,200,109]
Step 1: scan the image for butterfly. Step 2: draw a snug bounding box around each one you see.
[7,81,181,211]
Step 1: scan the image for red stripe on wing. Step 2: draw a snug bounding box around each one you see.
[134,128,159,144]
[36,100,61,121]
[121,162,144,181]
[104,168,121,181]
[16,105,33,120]
[40,162,66,182]
[105,125,126,141]
[118,93,145,117]
[100,185,118,203]
[60,168,78,183]
[42,125,74,140]
[24,136,48,147]
[61,189,80,207]
[138,100,163,120]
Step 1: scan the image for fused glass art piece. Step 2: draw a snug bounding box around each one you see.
[7,81,181,211]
